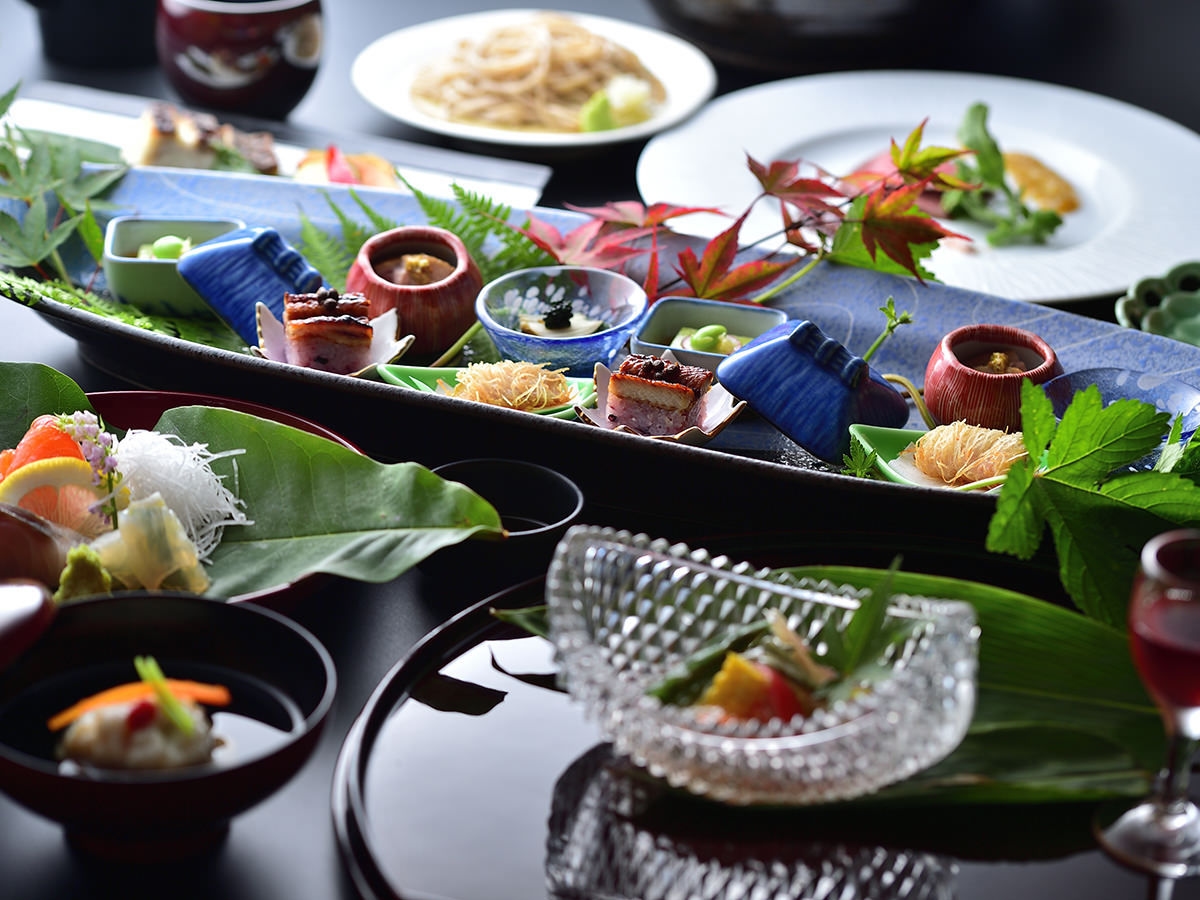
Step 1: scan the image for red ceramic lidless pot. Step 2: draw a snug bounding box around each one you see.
[923,323,1064,432]
[345,226,484,357]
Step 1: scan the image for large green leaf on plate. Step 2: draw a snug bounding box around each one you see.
[0,362,504,600]
[786,565,1161,803]
[495,561,1160,804]
[151,405,504,598]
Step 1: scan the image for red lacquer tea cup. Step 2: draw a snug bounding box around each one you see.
[156,0,323,119]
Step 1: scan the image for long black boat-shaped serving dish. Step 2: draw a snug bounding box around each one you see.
[5,165,1200,570]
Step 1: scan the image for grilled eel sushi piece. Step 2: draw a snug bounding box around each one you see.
[283,287,374,374]
[606,353,713,435]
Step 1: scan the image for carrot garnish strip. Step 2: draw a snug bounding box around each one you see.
[47,678,232,731]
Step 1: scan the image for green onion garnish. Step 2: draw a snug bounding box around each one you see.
[133,655,194,735]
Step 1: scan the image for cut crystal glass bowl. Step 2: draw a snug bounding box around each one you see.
[546,526,980,805]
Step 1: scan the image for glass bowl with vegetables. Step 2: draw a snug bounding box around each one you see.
[476,266,648,377]
[546,526,979,806]
[101,215,245,318]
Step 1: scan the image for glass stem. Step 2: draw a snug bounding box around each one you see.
[1158,722,1199,813]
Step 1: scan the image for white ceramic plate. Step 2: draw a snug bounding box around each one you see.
[350,9,717,149]
[636,70,1200,304]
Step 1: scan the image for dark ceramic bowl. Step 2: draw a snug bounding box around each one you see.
[0,592,335,860]
[419,458,584,593]
[646,0,954,73]
[88,389,359,452]
[924,324,1063,432]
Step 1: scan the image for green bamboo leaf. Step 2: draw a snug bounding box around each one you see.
[0,366,506,599]
[0,361,92,447]
[496,561,1160,804]
[154,405,504,597]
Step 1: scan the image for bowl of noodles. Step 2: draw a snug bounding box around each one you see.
[350,9,717,148]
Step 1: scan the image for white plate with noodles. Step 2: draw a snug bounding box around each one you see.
[350,9,717,148]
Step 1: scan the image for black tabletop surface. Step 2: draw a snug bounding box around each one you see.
[2,0,1200,897]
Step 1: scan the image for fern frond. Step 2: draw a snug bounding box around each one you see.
[350,188,399,235]
[296,209,354,291]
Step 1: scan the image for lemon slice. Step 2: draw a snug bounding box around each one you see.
[0,457,114,538]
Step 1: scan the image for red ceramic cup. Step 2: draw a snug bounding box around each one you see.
[156,0,323,119]
[923,323,1064,432]
[345,226,484,358]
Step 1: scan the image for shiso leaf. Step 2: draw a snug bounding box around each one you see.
[987,381,1200,627]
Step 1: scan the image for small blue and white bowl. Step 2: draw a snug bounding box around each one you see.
[475,266,648,376]
[102,216,245,318]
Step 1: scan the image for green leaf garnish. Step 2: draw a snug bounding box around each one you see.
[2,362,507,598]
[841,437,878,478]
[947,102,1064,247]
[986,380,1200,627]
[133,655,193,735]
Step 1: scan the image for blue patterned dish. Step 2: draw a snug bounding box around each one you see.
[177,226,325,345]
[717,320,910,462]
[475,266,647,377]
[1042,367,1200,439]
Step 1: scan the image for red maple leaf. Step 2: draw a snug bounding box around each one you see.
[748,154,845,218]
[858,180,969,279]
[566,200,724,228]
[518,213,648,270]
[673,211,800,302]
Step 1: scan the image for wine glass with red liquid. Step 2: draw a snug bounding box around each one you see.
[1098,528,1200,876]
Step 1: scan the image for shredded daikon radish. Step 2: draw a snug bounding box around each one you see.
[113,430,252,559]
[437,360,574,411]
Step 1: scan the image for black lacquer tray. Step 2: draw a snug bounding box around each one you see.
[329,547,1193,900]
